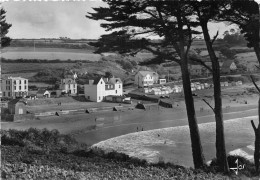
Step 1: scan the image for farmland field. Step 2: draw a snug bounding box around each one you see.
[1,47,155,62]
[2,47,101,61]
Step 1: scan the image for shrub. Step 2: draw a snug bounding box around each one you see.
[1,128,83,154]
[26,143,45,155]
[209,155,256,176]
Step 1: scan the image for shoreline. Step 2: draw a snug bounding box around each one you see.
[91,116,256,168]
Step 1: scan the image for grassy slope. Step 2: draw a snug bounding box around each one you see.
[235,52,258,70]
[0,129,241,180]
[2,61,127,82]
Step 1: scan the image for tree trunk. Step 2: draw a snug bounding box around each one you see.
[201,22,229,172]
[179,59,206,169]
[178,37,205,169]
[175,7,205,169]
[254,46,260,65]
[251,97,260,172]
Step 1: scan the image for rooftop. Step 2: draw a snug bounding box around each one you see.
[5,76,28,80]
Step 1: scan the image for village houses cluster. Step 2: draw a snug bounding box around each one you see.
[1,66,240,102]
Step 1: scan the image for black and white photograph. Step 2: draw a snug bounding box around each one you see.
[1,0,260,179]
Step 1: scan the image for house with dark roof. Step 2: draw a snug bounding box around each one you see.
[221,60,237,73]
[134,71,159,87]
[8,99,27,115]
[84,77,123,102]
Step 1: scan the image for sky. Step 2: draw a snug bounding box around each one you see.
[2,0,260,39]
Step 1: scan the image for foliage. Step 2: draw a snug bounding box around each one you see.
[115,59,133,70]
[217,0,259,54]
[32,69,63,84]
[104,71,113,78]
[219,46,236,59]
[1,128,84,154]
[0,8,12,48]
[222,29,247,45]
[1,58,92,64]
[1,129,260,179]
[209,155,257,176]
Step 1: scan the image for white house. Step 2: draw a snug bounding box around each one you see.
[134,71,159,87]
[84,77,123,102]
[36,89,51,98]
[1,76,28,98]
[60,78,77,95]
[158,79,167,84]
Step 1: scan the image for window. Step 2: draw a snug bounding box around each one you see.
[3,92,5,96]
[99,96,101,100]
[116,90,117,94]
[8,92,10,97]
[19,86,21,90]
[18,108,23,114]
[24,80,27,84]
[14,86,16,90]
[19,80,21,84]
[13,80,16,84]
[24,86,27,89]
[119,85,121,88]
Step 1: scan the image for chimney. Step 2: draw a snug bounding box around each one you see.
[89,80,94,85]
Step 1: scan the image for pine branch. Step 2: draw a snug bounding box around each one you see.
[189,57,213,73]
[250,75,260,93]
[211,30,219,45]
[202,99,215,113]
[251,120,257,132]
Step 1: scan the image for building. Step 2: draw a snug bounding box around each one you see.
[84,77,123,102]
[59,78,77,95]
[189,65,203,76]
[134,71,159,87]
[221,60,237,73]
[36,89,51,98]
[158,79,167,84]
[1,77,28,99]
[8,99,27,115]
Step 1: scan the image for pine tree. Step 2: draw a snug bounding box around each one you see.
[191,0,229,172]
[87,0,206,168]
[0,7,12,48]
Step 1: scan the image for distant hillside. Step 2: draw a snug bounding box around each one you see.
[10,38,98,50]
